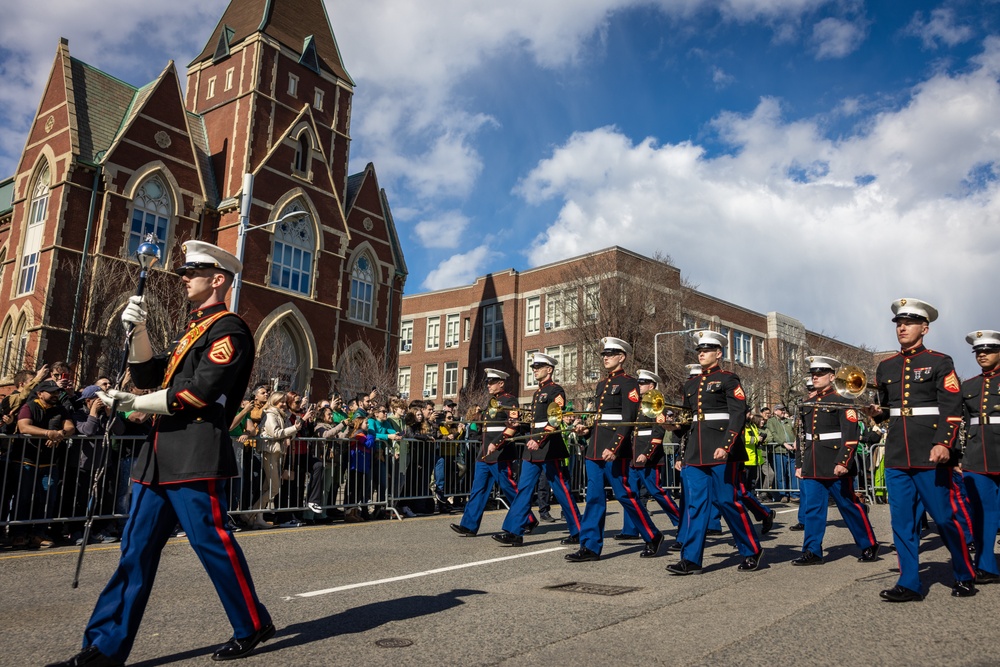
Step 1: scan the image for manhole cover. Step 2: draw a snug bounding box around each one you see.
[545,581,641,596]
[375,638,413,648]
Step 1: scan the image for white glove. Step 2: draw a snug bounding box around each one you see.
[122,296,153,363]
[97,388,173,416]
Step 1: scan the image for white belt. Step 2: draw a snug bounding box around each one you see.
[485,426,505,432]
[805,432,841,441]
[533,421,548,428]
[693,413,728,422]
[889,407,939,417]
[636,429,653,437]
[971,417,996,426]
[599,413,622,421]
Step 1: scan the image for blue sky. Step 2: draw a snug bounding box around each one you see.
[2,0,999,375]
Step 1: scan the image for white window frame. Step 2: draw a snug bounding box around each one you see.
[288,73,299,97]
[269,202,314,296]
[445,313,460,348]
[426,316,440,351]
[524,349,539,388]
[526,296,540,334]
[424,364,439,398]
[397,367,411,397]
[733,330,753,366]
[545,346,562,382]
[224,68,235,91]
[399,320,413,353]
[127,174,172,262]
[562,344,578,385]
[17,164,50,296]
[314,87,324,110]
[207,76,217,99]
[545,292,562,329]
[444,362,458,397]
[584,283,599,321]
[348,253,376,324]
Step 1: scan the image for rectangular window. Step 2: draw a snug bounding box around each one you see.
[719,326,731,360]
[757,339,766,365]
[463,317,470,342]
[545,346,562,382]
[224,68,235,91]
[444,362,458,397]
[269,242,312,296]
[424,364,438,398]
[426,316,440,350]
[562,288,578,328]
[207,76,217,99]
[445,313,460,348]
[399,320,413,353]
[481,304,504,360]
[563,345,578,385]
[397,367,410,397]
[314,88,324,110]
[733,330,753,366]
[525,349,539,388]
[545,292,562,329]
[526,296,540,334]
[288,74,299,97]
[584,284,599,321]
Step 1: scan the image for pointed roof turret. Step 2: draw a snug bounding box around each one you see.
[191,0,353,84]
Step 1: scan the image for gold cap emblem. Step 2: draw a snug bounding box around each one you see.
[899,298,907,305]
[977,331,984,338]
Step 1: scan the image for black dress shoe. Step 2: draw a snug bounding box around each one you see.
[613,533,642,541]
[565,547,600,562]
[952,580,978,598]
[706,528,723,535]
[879,585,923,602]
[46,646,123,667]
[976,569,1000,584]
[523,521,536,535]
[761,509,776,535]
[789,522,805,531]
[858,544,880,562]
[738,552,762,571]
[539,510,557,523]
[560,535,580,545]
[211,622,276,661]
[665,559,703,575]
[491,531,523,547]
[791,551,824,566]
[667,540,683,552]
[450,523,476,536]
[639,533,664,558]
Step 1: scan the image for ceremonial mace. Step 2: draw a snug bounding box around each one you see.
[72,236,161,588]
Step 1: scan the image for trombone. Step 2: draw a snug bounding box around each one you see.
[486,397,533,424]
[546,402,597,428]
[580,389,693,427]
[799,365,869,409]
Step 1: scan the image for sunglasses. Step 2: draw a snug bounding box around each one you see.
[600,351,622,357]
[530,364,548,369]
[809,369,833,376]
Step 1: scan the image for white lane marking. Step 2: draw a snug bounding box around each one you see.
[293,546,567,599]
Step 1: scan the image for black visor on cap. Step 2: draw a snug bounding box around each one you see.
[695,343,721,350]
[175,262,234,277]
[892,313,927,323]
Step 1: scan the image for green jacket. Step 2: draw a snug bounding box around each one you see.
[764,416,796,447]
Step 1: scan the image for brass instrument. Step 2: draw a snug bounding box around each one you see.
[583,389,693,426]
[546,402,597,428]
[486,397,532,424]
[800,365,869,409]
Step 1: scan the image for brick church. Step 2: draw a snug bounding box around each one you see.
[0,0,407,398]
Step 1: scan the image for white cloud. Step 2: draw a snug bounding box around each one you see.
[414,211,472,248]
[422,245,495,290]
[905,7,974,49]
[517,38,1000,374]
[811,16,867,59]
[711,66,735,88]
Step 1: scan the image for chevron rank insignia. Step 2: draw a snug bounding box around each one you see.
[846,409,859,423]
[555,394,565,407]
[943,371,960,393]
[208,336,235,365]
[733,385,746,400]
[628,388,640,402]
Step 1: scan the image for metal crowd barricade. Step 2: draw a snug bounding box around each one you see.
[0,433,144,534]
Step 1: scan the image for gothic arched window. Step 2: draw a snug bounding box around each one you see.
[269,202,314,296]
[349,253,375,324]
[128,174,172,258]
[17,162,50,295]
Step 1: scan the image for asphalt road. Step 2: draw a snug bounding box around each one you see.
[4,502,999,667]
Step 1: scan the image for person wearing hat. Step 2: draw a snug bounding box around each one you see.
[959,330,1000,584]
[613,369,682,543]
[51,241,274,667]
[664,330,763,575]
[451,369,538,537]
[7,379,75,549]
[566,338,664,562]
[865,298,975,602]
[493,353,582,547]
[764,402,799,504]
[790,356,879,566]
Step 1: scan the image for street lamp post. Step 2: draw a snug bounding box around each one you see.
[229,173,310,313]
[653,328,700,377]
